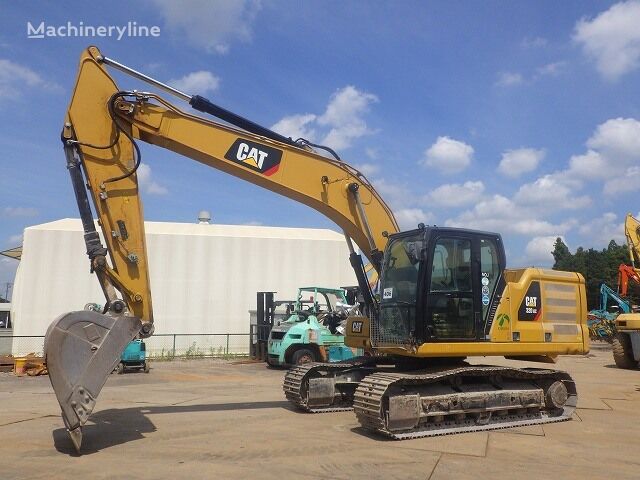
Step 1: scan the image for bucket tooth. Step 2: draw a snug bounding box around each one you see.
[44,310,142,451]
[68,427,83,453]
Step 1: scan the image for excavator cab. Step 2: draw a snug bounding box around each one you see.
[374,226,505,347]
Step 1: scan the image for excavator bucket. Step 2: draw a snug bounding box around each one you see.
[44,310,141,452]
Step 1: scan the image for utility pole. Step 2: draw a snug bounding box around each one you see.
[3,282,12,302]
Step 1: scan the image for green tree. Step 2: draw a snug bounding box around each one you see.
[552,238,573,271]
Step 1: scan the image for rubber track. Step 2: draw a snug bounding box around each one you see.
[353,366,576,440]
[283,358,375,413]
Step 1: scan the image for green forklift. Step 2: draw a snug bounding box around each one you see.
[116,339,150,374]
[266,287,364,367]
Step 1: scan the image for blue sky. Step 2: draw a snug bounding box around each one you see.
[1,0,640,291]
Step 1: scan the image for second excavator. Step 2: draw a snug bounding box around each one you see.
[613,213,640,368]
[44,46,589,451]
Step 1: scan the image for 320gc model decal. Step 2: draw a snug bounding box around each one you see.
[518,281,542,321]
[224,139,283,176]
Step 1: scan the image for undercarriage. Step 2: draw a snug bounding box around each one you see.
[283,359,576,439]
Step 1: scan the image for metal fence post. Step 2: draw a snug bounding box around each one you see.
[172,334,176,357]
[249,325,254,359]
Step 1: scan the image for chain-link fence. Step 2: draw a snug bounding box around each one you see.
[145,334,250,359]
[0,333,251,359]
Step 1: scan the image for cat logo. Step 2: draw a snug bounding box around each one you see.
[224,139,283,176]
[351,321,364,334]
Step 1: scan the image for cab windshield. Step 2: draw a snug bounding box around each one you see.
[377,234,424,342]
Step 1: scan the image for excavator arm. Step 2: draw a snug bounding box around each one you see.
[618,264,640,297]
[45,46,398,450]
[619,214,640,296]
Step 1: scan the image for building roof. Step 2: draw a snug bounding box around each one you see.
[26,218,345,241]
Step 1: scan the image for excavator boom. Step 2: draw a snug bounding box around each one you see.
[618,264,640,297]
[625,213,640,268]
[612,214,640,369]
[619,214,640,296]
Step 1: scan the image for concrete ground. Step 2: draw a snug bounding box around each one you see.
[1,346,639,480]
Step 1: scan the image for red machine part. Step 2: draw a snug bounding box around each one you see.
[618,264,640,297]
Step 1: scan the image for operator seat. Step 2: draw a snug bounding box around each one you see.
[389,266,418,302]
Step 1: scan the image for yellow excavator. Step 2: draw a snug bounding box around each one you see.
[612,213,640,368]
[44,46,589,451]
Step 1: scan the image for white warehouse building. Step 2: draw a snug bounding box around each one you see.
[9,219,356,356]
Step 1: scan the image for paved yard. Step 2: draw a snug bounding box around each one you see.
[0,346,638,479]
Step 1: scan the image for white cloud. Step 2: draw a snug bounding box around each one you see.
[149,0,261,53]
[421,136,474,174]
[169,71,220,95]
[495,72,524,87]
[536,61,566,77]
[586,117,640,161]
[270,114,317,142]
[318,86,379,150]
[567,150,608,179]
[578,212,625,247]
[426,181,484,207]
[271,86,378,151]
[523,235,564,266]
[514,173,590,210]
[353,163,380,177]
[1,207,38,217]
[394,208,434,230]
[573,0,640,80]
[0,59,60,100]
[371,178,413,211]
[7,234,23,245]
[604,165,640,195]
[137,163,168,195]
[498,148,545,177]
[445,194,575,237]
[365,177,438,232]
[563,117,640,193]
[496,62,565,87]
[214,44,230,55]
[365,148,379,160]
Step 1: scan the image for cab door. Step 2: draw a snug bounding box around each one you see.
[424,235,480,340]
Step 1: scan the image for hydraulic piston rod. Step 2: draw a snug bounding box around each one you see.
[99,54,297,146]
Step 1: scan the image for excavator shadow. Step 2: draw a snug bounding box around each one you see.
[52,400,292,455]
[349,426,394,441]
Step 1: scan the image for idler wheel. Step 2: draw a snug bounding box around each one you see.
[545,381,568,409]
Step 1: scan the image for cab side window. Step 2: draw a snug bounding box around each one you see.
[480,238,500,320]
